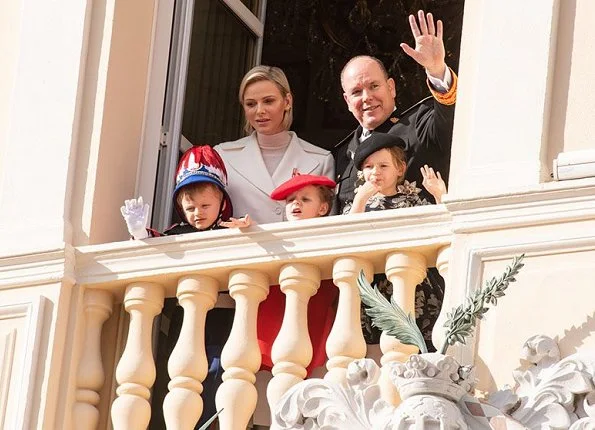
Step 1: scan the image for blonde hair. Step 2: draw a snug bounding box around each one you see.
[315,185,335,216]
[176,182,223,208]
[238,65,293,134]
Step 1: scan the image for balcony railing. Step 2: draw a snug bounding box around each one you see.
[73,205,452,430]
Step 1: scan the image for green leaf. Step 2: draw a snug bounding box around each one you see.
[357,271,428,353]
[439,254,525,354]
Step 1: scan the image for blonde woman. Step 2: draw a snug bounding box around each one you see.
[215,65,334,224]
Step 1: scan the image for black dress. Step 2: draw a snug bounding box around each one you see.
[343,181,445,350]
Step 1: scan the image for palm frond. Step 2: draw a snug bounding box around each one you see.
[357,271,428,353]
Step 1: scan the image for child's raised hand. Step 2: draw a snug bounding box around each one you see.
[219,214,252,229]
[350,180,382,214]
[420,165,447,203]
[358,179,382,199]
[120,196,150,239]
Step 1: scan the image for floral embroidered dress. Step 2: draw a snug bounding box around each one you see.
[343,179,444,350]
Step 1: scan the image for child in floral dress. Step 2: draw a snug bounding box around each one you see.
[346,132,447,349]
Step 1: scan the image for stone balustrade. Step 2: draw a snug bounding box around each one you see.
[73,206,451,429]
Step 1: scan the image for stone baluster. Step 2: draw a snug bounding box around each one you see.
[216,270,269,430]
[325,257,373,383]
[380,251,427,405]
[111,282,164,430]
[163,275,219,429]
[267,263,321,412]
[73,289,113,430]
[432,246,452,353]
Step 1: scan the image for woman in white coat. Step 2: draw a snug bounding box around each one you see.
[215,65,335,224]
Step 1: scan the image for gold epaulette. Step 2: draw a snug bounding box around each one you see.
[426,67,457,106]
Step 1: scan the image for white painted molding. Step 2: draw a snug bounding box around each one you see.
[445,178,595,233]
[0,297,47,430]
[0,329,16,430]
[0,245,75,290]
[75,205,452,289]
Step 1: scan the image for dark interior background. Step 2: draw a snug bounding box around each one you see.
[261,0,465,150]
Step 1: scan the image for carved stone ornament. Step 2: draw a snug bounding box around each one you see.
[489,335,595,430]
[273,336,595,429]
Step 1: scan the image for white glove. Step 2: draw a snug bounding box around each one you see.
[120,196,150,239]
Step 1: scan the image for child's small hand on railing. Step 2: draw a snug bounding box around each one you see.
[420,164,447,203]
[219,214,252,229]
[120,196,150,239]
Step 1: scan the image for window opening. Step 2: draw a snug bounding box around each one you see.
[152,0,264,232]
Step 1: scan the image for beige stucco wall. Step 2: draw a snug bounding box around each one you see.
[444,214,595,394]
[449,0,559,199]
[547,0,595,165]
[0,0,91,256]
[474,245,595,394]
[0,0,22,205]
[71,0,156,246]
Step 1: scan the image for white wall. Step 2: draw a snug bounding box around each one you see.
[0,0,91,256]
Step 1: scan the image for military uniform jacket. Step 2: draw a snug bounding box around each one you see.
[215,131,335,224]
[333,95,455,212]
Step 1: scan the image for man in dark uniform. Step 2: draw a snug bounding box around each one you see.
[334,10,457,212]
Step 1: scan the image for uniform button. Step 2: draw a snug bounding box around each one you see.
[275,207,282,215]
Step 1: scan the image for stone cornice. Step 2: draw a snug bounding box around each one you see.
[445,178,595,233]
[75,205,453,292]
[0,245,76,290]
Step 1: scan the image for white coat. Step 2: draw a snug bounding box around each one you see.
[214,132,335,224]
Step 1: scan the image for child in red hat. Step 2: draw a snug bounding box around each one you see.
[257,172,338,376]
[120,145,250,428]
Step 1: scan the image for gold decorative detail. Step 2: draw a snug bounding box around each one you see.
[427,68,457,106]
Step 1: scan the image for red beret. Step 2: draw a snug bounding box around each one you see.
[270,174,336,200]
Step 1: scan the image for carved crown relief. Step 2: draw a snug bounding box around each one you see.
[273,335,595,429]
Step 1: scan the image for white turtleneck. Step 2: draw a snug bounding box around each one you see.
[256,130,291,176]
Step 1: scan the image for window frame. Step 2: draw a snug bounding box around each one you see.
[136,0,267,232]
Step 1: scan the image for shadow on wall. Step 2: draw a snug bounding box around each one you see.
[556,311,595,356]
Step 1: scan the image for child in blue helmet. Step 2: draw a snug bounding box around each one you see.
[121,145,249,237]
[120,145,249,428]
